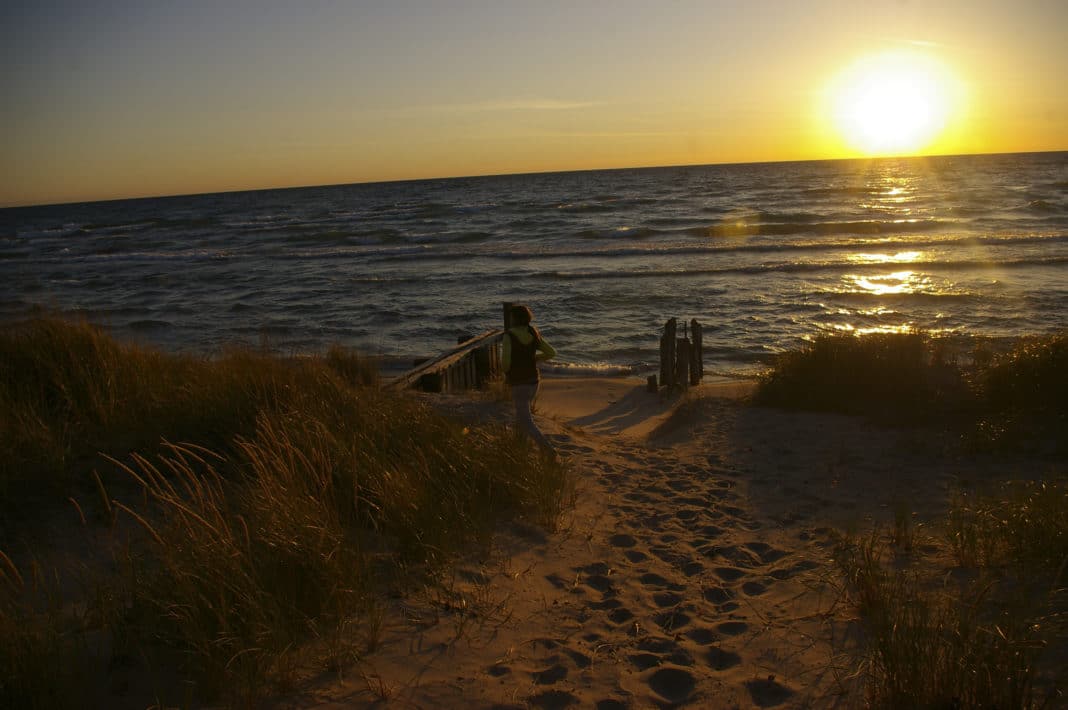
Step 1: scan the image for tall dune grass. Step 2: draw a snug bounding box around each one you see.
[756,330,1067,452]
[834,480,1067,708]
[756,330,1067,705]
[0,316,571,707]
[754,331,963,421]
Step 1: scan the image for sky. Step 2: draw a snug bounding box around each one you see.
[2,0,1066,207]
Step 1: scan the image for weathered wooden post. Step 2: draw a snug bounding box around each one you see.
[660,318,677,388]
[503,301,514,330]
[690,319,703,385]
[676,336,691,391]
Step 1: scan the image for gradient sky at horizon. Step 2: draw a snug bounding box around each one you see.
[3,0,1066,207]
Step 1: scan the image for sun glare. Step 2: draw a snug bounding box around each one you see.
[828,50,959,156]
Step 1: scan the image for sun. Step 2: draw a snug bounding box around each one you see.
[828,50,959,156]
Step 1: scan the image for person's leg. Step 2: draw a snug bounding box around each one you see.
[512,383,554,454]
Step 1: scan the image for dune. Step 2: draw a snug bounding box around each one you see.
[273,374,1032,709]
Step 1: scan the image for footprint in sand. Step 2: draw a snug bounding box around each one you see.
[653,591,684,608]
[674,508,702,522]
[532,663,568,685]
[583,574,614,593]
[744,541,789,564]
[713,566,747,582]
[649,546,688,567]
[639,572,686,591]
[685,627,717,644]
[608,533,637,548]
[636,637,692,667]
[742,581,768,596]
[624,550,648,563]
[653,609,691,631]
[698,524,724,538]
[702,586,734,604]
[629,652,662,671]
[637,636,677,654]
[646,667,696,705]
[590,597,623,611]
[595,700,628,710]
[704,487,731,500]
[717,620,749,636]
[746,677,796,707]
[769,560,820,580]
[564,648,591,668]
[681,560,704,577]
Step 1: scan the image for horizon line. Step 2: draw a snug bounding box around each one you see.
[5,148,1066,211]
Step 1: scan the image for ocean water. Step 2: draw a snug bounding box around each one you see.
[3,152,1067,378]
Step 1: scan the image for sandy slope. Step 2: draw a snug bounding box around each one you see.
[274,376,1027,709]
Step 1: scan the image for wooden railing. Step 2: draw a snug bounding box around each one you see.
[386,329,504,392]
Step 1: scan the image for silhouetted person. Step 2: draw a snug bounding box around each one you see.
[503,304,556,455]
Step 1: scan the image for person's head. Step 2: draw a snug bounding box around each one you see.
[510,304,534,327]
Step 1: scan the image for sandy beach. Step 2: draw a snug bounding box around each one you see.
[267,374,1046,709]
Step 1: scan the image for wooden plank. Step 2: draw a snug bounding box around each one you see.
[387,329,504,390]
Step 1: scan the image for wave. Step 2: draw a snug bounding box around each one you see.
[531,255,1068,281]
[1028,199,1062,213]
[355,232,1068,265]
[542,361,639,377]
[76,249,233,263]
[127,319,174,331]
[817,290,980,304]
[577,227,661,240]
[555,202,619,213]
[687,218,948,238]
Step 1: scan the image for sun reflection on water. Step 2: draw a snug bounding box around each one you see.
[848,250,922,264]
[829,323,916,336]
[847,270,932,295]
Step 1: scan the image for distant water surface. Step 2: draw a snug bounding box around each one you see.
[3,152,1067,377]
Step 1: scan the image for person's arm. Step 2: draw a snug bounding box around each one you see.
[536,338,556,361]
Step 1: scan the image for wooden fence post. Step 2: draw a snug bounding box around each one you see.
[503,302,514,330]
[676,337,691,391]
[690,319,703,385]
[660,318,677,388]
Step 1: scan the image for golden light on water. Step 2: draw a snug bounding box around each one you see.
[826,50,963,156]
[849,251,923,264]
[830,323,916,336]
[848,269,931,295]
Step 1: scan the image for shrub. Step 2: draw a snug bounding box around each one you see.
[755,332,962,422]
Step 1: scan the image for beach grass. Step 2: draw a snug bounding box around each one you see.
[755,331,1068,706]
[756,330,1067,453]
[834,480,1067,709]
[0,315,571,707]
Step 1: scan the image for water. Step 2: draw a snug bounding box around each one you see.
[3,152,1067,378]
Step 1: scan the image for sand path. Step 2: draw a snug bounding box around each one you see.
[277,378,988,709]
